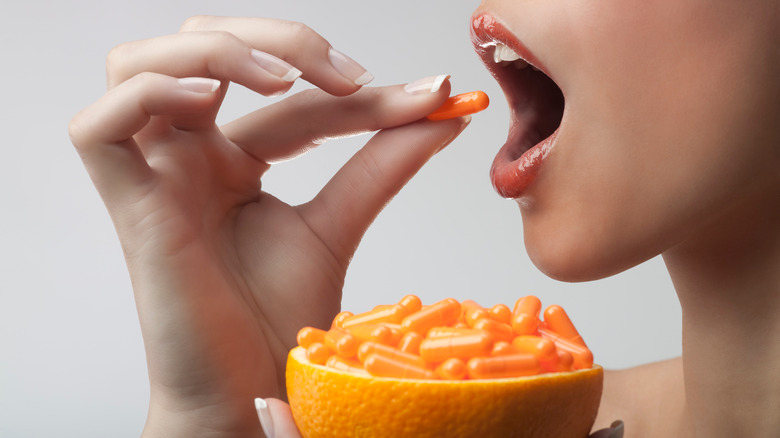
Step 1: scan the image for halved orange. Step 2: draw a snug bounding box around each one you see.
[287,346,603,438]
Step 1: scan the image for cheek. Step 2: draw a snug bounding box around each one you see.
[517,0,779,281]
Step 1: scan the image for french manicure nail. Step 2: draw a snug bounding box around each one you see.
[255,398,275,438]
[251,49,303,82]
[178,77,220,93]
[609,420,624,438]
[328,47,374,86]
[404,75,450,94]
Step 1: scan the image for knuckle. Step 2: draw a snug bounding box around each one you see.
[105,42,130,76]
[355,148,390,195]
[132,71,158,86]
[68,110,93,150]
[179,15,212,32]
[189,30,244,57]
[207,29,243,47]
[285,21,320,44]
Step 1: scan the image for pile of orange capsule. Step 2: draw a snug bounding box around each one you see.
[295,295,594,381]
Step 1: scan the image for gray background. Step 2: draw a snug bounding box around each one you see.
[1,1,681,436]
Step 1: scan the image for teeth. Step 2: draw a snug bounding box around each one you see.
[493,43,530,69]
[493,43,521,63]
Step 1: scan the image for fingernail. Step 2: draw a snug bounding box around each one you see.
[178,77,220,93]
[328,47,374,86]
[609,420,624,438]
[251,49,303,82]
[404,75,450,94]
[255,398,275,438]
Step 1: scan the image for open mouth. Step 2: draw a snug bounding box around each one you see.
[471,14,565,199]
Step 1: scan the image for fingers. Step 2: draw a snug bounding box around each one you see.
[255,398,303,438]
[222,75,453,162]
[106,31,302,98]
[179,16,372,95]
[299,116,471,262]
[107,16,371,99]
[69,73,221,203]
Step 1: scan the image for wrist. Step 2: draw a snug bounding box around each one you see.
[141,395,264,438]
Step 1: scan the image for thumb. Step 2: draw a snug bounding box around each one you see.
[298,116,471,262]
[255,397,303,438]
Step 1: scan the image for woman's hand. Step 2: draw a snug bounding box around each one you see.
[69,16,467,438]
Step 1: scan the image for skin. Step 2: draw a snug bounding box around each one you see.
[475,0,780,436]
[70,16,469,438]
[70,0,779,436]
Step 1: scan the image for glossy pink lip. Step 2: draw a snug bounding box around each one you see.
[471,13,564,199]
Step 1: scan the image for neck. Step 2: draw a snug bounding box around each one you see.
[663,185,780,437]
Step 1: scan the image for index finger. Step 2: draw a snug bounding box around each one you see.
[180,15,373,96]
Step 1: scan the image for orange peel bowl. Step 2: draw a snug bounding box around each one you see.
[286,345,603,438]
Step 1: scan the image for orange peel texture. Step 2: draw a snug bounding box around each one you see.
[286,295,603,438]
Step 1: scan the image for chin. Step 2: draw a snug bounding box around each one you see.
[519,210,657,283]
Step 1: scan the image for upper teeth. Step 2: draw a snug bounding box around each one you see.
[493,43,530,69]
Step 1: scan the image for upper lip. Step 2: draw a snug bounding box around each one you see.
[470,14,553,83]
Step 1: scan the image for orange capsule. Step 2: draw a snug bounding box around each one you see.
[331,311,353,329]
[472,318,514,343]
[555,350,575,372]
[538,327,593,370]
[466,354,540,379]
[512,295,542,335]
[346,324,393,345]
[419,332,494,363]
[488,304,512,325]
[400,298,461,335]
[426,91,489,121]
[398,295,423,316]
[357,341,428,369]
[426,327,489,338]
[297,326,327,349]
[435,358,467,380]
[541,349,575,373]
[511,335,557,362]
[323,329,359,358]
[341,305,405,328]
[398,332,424,355]
[364,353,436,380]
[491,341,517,356]
[326,355,369,376]
[544,305,587,348]
[305,342,330,365]
[461,300,490,328]
[453,321,470,329]
[379,323,404,346]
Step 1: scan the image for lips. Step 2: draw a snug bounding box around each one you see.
[471,14,565,199]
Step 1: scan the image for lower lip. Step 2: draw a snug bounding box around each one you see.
[490,129,559,199]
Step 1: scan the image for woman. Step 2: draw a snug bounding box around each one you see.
[68,0,779,436]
